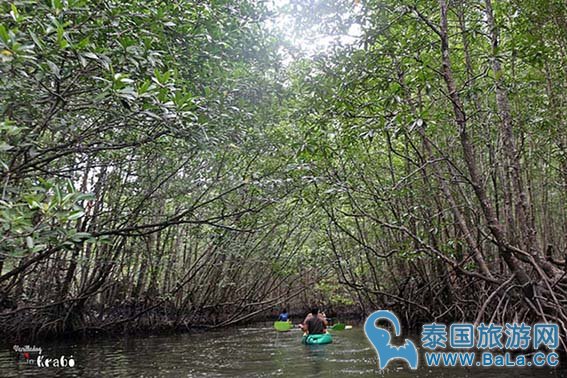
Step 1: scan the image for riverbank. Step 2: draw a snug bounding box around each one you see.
[0,302,367,344]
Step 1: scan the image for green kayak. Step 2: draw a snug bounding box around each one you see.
[302,332,333,345]
[330,323,345,331]
[274,321,292,332]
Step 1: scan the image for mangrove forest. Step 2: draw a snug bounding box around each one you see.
[1,0,566,360]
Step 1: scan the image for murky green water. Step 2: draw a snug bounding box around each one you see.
[1,324,565,377]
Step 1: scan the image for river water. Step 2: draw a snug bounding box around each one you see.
[1,324,565,377]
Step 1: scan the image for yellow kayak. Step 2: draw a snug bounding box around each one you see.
[274,321,292,332]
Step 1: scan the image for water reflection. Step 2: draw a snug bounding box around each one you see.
[0,324,565,377]
[305,344,328,376]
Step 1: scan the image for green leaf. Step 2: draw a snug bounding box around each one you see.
[52,0,63,11]
[82,52,99,60]
[71,232,91,242]
[0,143,13,151]
[68,210,85,220]
[0,25,9,43]
[47,61,60,78]
[10,4,20,23]
[26,236,34,249]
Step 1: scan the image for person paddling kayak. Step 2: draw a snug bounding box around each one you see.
[278,308,289,322]
[300,307,327,334]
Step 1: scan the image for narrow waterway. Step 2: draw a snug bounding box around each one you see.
[1,324,565,377]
